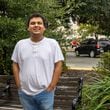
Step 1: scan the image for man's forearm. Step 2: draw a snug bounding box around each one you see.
[12,62,20,89]
[47,61,63,91]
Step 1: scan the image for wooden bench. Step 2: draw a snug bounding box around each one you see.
[54,74,83,110]
[0,73,83,110]
[0,75,22,110]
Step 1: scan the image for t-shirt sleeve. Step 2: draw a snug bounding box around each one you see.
[54,41,64,63]
[11,43,19,63]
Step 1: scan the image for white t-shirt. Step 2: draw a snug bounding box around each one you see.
[11,37,64,95]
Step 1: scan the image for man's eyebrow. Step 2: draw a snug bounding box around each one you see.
[30,21,43,24]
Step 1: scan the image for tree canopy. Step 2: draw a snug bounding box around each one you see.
[62,0,110,35]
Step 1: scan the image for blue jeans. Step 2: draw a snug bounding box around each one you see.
[18,90,54,110]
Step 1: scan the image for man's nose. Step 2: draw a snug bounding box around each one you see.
[35,23,38,26]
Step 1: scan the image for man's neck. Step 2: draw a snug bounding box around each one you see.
[30,34,44,42]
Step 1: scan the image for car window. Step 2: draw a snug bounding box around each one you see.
[89,40,96,44]
[80,39,96,45]
[99,40,110,46]
[80,40,88,45]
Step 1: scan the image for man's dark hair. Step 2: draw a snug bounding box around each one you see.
[27,13,48,28]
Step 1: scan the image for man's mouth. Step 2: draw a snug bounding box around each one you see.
[32,27,41,34]
[33,27,41,31]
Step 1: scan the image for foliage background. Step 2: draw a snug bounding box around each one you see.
[80,52,110,110]
[0,0,67,75]
[1,0,110,74]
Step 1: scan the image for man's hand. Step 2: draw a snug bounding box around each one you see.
[46,83,56,92]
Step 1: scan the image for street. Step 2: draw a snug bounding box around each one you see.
[66,51,100,70]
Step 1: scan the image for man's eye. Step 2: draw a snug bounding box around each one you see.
[30,22,43,25]
[37,22,42,25]
[30,22,36,25]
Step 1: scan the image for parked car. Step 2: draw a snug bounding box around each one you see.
[75,38,110,57]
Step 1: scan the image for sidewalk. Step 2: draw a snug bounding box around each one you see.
[66,50,99,71]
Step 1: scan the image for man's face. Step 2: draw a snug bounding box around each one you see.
[28,17,46,35]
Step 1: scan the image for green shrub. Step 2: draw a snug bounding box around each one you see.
[0,17,27,75]
[81,76,110,110]
[80,52,110,110]
[95,52,110,77]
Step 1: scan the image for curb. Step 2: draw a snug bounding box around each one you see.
[67,66,93,71]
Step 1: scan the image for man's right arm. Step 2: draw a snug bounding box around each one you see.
[12,62,20,89]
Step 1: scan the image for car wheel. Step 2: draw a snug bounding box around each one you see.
[75,50,80,56]
[89,50,95,58]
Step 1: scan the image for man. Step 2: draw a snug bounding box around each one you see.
[11,13,64,110]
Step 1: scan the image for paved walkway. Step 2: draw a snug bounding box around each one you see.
[66,51,100,71]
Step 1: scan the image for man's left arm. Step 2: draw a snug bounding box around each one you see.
[47,61,63,92]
